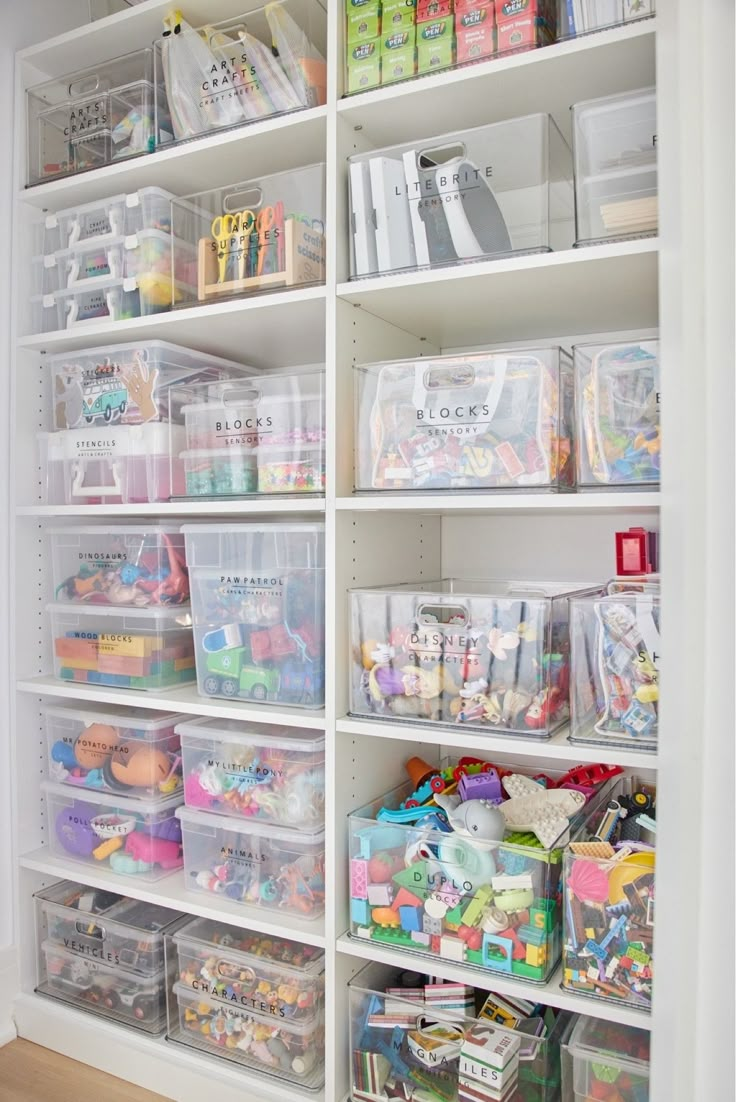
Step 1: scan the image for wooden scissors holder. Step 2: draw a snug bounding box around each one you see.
[197,217,326,301]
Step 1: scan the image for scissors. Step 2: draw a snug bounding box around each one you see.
[256,201,284,276]
[210,211,256,283]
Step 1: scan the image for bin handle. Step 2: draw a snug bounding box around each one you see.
[416,601,469,631]
[75,920,104,940]
[223,187,263,213]
[71,459,123,498]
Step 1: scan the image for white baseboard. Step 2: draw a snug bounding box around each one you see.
[0,946,19,1047]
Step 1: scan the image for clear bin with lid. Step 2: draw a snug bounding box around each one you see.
[167,982,325,1086]
[573,87,657,246]
[562,1016,651,1101]
[26,49,167,186]
[574,338,660,489]
[40,186,174,256]
[182,523,325,707]
[177,716,325,829]
[47,602,195,691]
[348,114,573,279]
[349,579,602,737]
[44,780,184,881]
[177,806,326,918]
[32,230,194,297]
[171,165,326,309]
[45,703,185,800]
[354,347,574,491]
[170,915,324,1022]
[155,2,327,146]
[50,525,189,608]
[35,879,182,977]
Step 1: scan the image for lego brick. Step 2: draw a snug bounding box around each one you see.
[368,883,394,906]
[351,897,371,925]
[351,857,369,899]
[440,934,466,961]
[399,905,422,931]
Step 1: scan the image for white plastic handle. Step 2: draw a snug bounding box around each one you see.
[71,459,123,498]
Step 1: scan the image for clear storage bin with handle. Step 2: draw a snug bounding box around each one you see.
[39,186,174,256]
[354,347,574,492]
[155,2,327,146]
[572,87,658,247]
[561,1016,651,1102]
[348,114,573,279]
[171,166,326,309]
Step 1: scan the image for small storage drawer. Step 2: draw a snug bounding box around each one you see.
[354,347,574,491]
[171,915,324,1022]
[177,806,326,919]
[47,602,195,692]
[177,716,325,829]
[574,338,660,489]
[168,982,325,1087]
[36,879,182,977]
[45,703,185,801]
[44,781,184,881]
[573,87,658,247]
[170,166,326,309]
[33,230,194,297]
[40,187,174,255]
[350,579,600,737]
[50,525,189,608]
[348,114,573,279]
[562,1016,651,1102]
[183,523,325,708]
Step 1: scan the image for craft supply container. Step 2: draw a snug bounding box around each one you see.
[348,114,573,279]
[182,523,325,708]
[561,1016,651,1102]
[45,703,185,801]
[169,915,325,1023]
[26,49,167,187]
[574,338,660,489]
[349,961,573,1102]
[39,187,174,256]
[47,602,195,692]
[570,585,660,750]
[572,87,657,247]
[167,982,325,1087]
[562,778,655,1009]
[43,781,184,881]
[170,166,326,309]
[176,806,326,919]
[177,717,325,829]
[49,525,189,608]
[154,1,327,146]
[349,580,601,737]
[348,762,614,984]
[354,347,574,492]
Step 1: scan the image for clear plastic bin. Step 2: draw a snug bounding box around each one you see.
[348,114,573,279]
[562,776,655,1008]
[40,187,174,255]
[177,806,326,918]
[562,1016,650,1102]
[558,0,655,38]
[38,939,169,1033]
[167,982,325,1087]
[36,879,182,977]
[350,579,600,737]
[570,583,660,749]
[354,348,574,491]
[173,369,326,498]
[177,716,325,829]
[574,339,660,489]
[170,915,324,1022]
[349,961,572,1102]
[50,525,189,608]
[348,756,617,984]
[32,230,195,297]
[48,602,195,691]
[26,49,165,187]
[572,87,657,247]
[44,781,184,881]
[32,275,186,334]
[171,166,326,308]
[45,703,185,800]
[182,524,325,708]
[154,2,327,145]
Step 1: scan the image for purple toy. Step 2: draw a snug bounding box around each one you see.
[56,802,97,857]
[458,770,502,805]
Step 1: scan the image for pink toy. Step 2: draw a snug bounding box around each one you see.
[124,831,182,868]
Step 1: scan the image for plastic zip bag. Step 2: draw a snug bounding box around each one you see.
[265,2,326,108]
[161,9,246,140]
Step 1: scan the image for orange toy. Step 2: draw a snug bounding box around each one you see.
[405,756,439,790]
[371,907,400,928]
[109,743,172,789]
[73,724,119,770]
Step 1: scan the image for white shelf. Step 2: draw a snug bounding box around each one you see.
[337,933,652,1031]
[16,676,326,728]
[16,286,327,368]
[337,240,659,347]
[339,492,660,515]
[337,718,659,769]
[17,499,326,517]
[21,848,325,947]
[13,993,323,1102]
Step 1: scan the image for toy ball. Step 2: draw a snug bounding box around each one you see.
[73,724,119,770]
[108,743,171,789]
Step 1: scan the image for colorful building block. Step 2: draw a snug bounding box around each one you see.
[351,857,369,899]
[351,897,371,925]
[368,883,394,906]
[440,934,466,961]
[399,905,422,931]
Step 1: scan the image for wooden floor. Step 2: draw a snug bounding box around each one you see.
[0,1039,171,1101]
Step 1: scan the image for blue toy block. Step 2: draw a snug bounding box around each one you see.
[600,914,628,950]
[399,905,421,932]
[517,923,546,946]
[351,898,371,926]
[585,938,607,962]
[482,934,513,973]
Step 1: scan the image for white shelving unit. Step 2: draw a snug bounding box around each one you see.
[6,3,734,1102]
